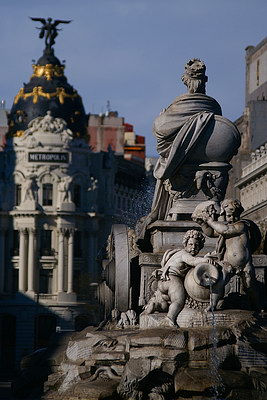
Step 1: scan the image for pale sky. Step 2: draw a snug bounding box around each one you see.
[0,0,266,155]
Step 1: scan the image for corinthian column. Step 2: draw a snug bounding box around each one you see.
[67,229,74,293]
[57,228,65,293]
[18,228,28,292]
[27,228,36,293]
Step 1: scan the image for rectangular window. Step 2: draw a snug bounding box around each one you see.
[73,270,80,293]
[73,184,81,208]
[41,230,52,256]
[12,269,18,293]
[74,231,82,257]
[13,230,19,256]
[42,184,53,206]
[15,184,21,206]
[39,269,53,294]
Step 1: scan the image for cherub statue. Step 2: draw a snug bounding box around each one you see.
[192,199,261,310]
[144,230,214,326]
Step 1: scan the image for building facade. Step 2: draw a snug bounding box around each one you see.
[0,39,118,372]
[227,37,267,251]
[0,111,116,371]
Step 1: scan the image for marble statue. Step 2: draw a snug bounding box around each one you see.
[144,230,216,326]
[23,176,38,203]
[138,59,241,241]
[192,198,261,310]
[142,197,262,322]
[58,176,72,206]
[117,310,137,329]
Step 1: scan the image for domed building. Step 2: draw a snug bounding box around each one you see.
[0,19,116,372]
[8,28,87,139]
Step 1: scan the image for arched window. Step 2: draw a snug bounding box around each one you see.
[42,183,53,206]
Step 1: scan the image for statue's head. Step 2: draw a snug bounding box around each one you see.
[183,229,205,255]
[181,58,208,94]
[192,200,220,223]
[220,199,244,223]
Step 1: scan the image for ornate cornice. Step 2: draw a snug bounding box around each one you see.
[31,63,65,80]
[14,86,78,105]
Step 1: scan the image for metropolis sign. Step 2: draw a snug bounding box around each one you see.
[28,152,69,163]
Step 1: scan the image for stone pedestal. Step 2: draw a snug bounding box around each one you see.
[57,292,77,303]
[148,220,217,253]
[57,202,76,212]
[17,199,38,211]
[138,220,218,308]
[140,309,257,329]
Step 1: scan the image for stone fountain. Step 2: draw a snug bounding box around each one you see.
[15,59,267,400]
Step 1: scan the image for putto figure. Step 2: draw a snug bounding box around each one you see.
[145,230,214,326]
[30,17,72,50]
[193,199,261,310]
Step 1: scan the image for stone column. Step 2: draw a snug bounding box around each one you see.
[18,228,28,292]
[0,230,5,293]
[27,228,36,294]
[57,228,65,293]
[67,229,74,293]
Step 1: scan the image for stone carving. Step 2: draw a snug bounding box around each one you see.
[127,228,140,259]
[117,363,174,400]
[251,143,267,161]
[57,176,72,206]
[19,176,39,210]
[23,177,37,202]
[117,309,137,329]
[144,230,216,326]
[15,111,74,148]
[28,111,67,134]
[142,198,262,322]
[88,366,121,382]
[137,58,240,240]
[192,198,261,311]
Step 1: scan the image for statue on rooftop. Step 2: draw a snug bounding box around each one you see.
[30,17,72,50]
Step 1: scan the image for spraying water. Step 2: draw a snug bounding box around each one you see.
[207,276,225,400]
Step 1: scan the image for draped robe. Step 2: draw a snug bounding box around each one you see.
[137,93,222,243]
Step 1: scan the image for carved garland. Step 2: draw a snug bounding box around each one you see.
[14,86,79,105]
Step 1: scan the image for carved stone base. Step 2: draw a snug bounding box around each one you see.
[140,309,256,329]
[16,199,38,211]
[148,220,217,254]
[57,202,76,212]
[57,292,77,303]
